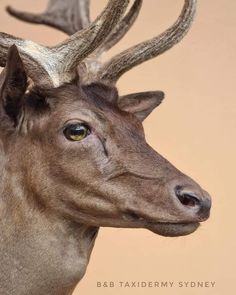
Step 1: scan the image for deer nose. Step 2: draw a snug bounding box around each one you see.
[175,185,211,220]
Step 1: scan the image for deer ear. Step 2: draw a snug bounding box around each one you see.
[118,91,164,121]
[0,45,27,126]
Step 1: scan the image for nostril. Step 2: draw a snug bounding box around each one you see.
[177,193,200,207]
[175,186,201,208]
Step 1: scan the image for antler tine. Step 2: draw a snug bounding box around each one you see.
[6,0,91,35]
[81,0,142,81]
[97,0,197,84]
[54,0,129,76]
[95,0,142,56]
[0,0,129,88]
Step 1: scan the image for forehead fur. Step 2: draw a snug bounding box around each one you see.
[22,82,142,136]
[20,82,121,127]
[29,82,119,108]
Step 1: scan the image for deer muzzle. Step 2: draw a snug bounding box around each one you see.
[116,147,212,237]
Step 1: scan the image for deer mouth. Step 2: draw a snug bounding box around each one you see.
[123,211,200,237]
[146,222,200,237]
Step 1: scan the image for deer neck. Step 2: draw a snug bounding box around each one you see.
[0,162,99,295]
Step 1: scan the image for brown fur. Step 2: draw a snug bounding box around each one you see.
[0,46,211,294]
[0,1,211,294]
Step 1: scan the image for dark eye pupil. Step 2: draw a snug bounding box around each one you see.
[71,126,86,136]
[63,124,90,141]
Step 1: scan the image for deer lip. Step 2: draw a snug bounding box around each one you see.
[146,222,200,237]
[123,211,200,237]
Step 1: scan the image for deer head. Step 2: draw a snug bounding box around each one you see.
[0,0,211,237]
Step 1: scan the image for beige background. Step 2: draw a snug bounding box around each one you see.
[0,0,235,294]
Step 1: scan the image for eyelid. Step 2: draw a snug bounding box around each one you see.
[60,119,91,133]
[63,119,88,126]
[63,123,91,134]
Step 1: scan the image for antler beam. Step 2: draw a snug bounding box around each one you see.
[1,0,129,88]
[95,0,142,56]
[1,0,197,88]
[97,0,197,84]
[83,0,143,81]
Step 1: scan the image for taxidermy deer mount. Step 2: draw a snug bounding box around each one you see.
[0,0,211,294]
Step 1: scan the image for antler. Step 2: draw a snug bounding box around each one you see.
[94,0,142,56]
[82,0,143,81]
[6,0,90,35]
[0,0,129,88]
[6,0,143,83]
[97,0,197,84]
[2,0,197,87]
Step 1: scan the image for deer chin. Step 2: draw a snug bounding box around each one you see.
[146,222,200,237]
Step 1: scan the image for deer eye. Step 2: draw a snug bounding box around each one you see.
[63,123,91,141]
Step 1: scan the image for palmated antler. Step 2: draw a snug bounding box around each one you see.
[0,0,129,88]
[7,0,90,35]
